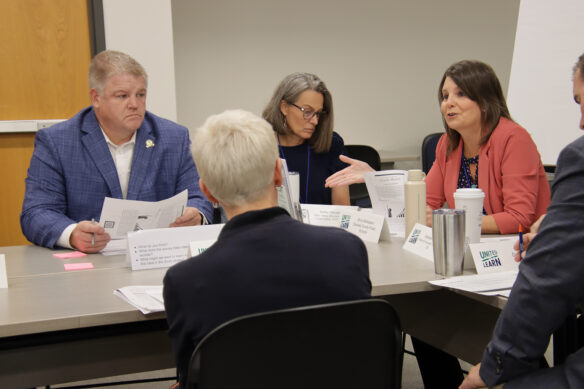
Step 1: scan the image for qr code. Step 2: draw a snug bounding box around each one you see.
[104,220,115,229]
[408,228,421,244]
[340,215,351,229]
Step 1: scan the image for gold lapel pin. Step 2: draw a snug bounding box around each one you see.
[146,139,155,148]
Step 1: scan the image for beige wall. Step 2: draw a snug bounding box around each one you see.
[171,0,520,160]
[103,0,177,121]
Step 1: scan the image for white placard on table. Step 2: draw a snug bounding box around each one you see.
[402,223,434,262]
[188,239,217,257]
[300,204,359,227]
[0,254,7,288]
[469,239,519,274]
[127,224,224,270]
[337,209,391,243]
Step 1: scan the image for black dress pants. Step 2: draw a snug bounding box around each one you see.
[411,337,464,389]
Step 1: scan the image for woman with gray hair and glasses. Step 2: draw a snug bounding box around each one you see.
[263,72,350,205]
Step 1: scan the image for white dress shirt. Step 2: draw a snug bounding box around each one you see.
[56,131,136,249]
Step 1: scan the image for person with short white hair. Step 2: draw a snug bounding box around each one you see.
[191,109,280,212]
[163,109,371,388]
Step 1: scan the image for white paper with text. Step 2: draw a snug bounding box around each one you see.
[364,170,408,237]
[100,190,188,238]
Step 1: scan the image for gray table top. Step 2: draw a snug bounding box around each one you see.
[0,238,453,338]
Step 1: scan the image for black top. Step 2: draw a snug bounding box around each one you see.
[163,206,371,387]
[279,132,347,204]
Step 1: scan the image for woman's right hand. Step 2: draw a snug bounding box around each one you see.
[325,155,374,187]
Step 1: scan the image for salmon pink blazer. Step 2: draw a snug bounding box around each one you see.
[426,117,550,234]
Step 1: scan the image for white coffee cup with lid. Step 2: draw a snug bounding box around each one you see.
[453,188,485,270]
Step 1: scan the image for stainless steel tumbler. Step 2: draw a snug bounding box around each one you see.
[432,209,465,276]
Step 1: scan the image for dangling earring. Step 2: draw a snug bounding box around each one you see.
[283,115,287,128]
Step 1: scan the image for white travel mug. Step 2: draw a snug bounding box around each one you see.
[453,188,485,270]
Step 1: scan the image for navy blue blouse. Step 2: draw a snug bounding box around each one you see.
[279,132,347,205]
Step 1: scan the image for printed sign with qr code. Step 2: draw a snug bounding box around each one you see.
[408,228,421,244]
[340,215,351,229]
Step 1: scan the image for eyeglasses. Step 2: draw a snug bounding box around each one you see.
[289,102,325,121]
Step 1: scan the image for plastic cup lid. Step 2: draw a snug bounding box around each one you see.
[453,188,484,198]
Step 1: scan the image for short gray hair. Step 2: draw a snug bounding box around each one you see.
[262,72,334,153]
[192,110,279,207]
[89,50,148,93]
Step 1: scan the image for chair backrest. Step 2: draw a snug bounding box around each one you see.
[345,144,381,171]
[187,299,403,389]
[421,132,443,174]
[344,145,381,206]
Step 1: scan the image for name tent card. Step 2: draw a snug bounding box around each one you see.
[469,239,519,274]
[337,209,391,243]
[0,254,7,288]
[402,223,434,262]
[128,224,224,270]
[300,204,359,227]
[188,239,217,257]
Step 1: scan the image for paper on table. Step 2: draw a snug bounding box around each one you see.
[114,285,164,314]
[146,287,164,304]
[363,170,408,237]
[429,270,517,295]
[481,289,512,298]
[99,190,188,239]
[100,238,128,256]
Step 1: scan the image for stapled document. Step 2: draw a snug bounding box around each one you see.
[363,170,408,237]
[114,285,164,314]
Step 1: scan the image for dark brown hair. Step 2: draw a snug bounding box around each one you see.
[573,53,584,80]
[438,60,512,154]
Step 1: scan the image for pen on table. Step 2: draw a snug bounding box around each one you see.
[91,218,95,247]
[518,225,524,257]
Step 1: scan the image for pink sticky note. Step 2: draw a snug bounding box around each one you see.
[53,251,87,259]
[64,262,94,271]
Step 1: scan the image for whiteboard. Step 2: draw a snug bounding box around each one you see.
[507,0,584,165]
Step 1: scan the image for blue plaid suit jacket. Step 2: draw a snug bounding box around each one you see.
[21,107,212,248]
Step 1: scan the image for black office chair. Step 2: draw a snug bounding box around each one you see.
[421,132,443,174]
[344,145,381,207]
[186,299,403,389]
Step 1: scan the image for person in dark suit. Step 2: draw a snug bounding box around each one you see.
[20,50,212,253]
[459,53,584,388]
[163,109,372,388]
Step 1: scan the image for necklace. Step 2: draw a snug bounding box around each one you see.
[277,135,310,203]
[461,145,479,188]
